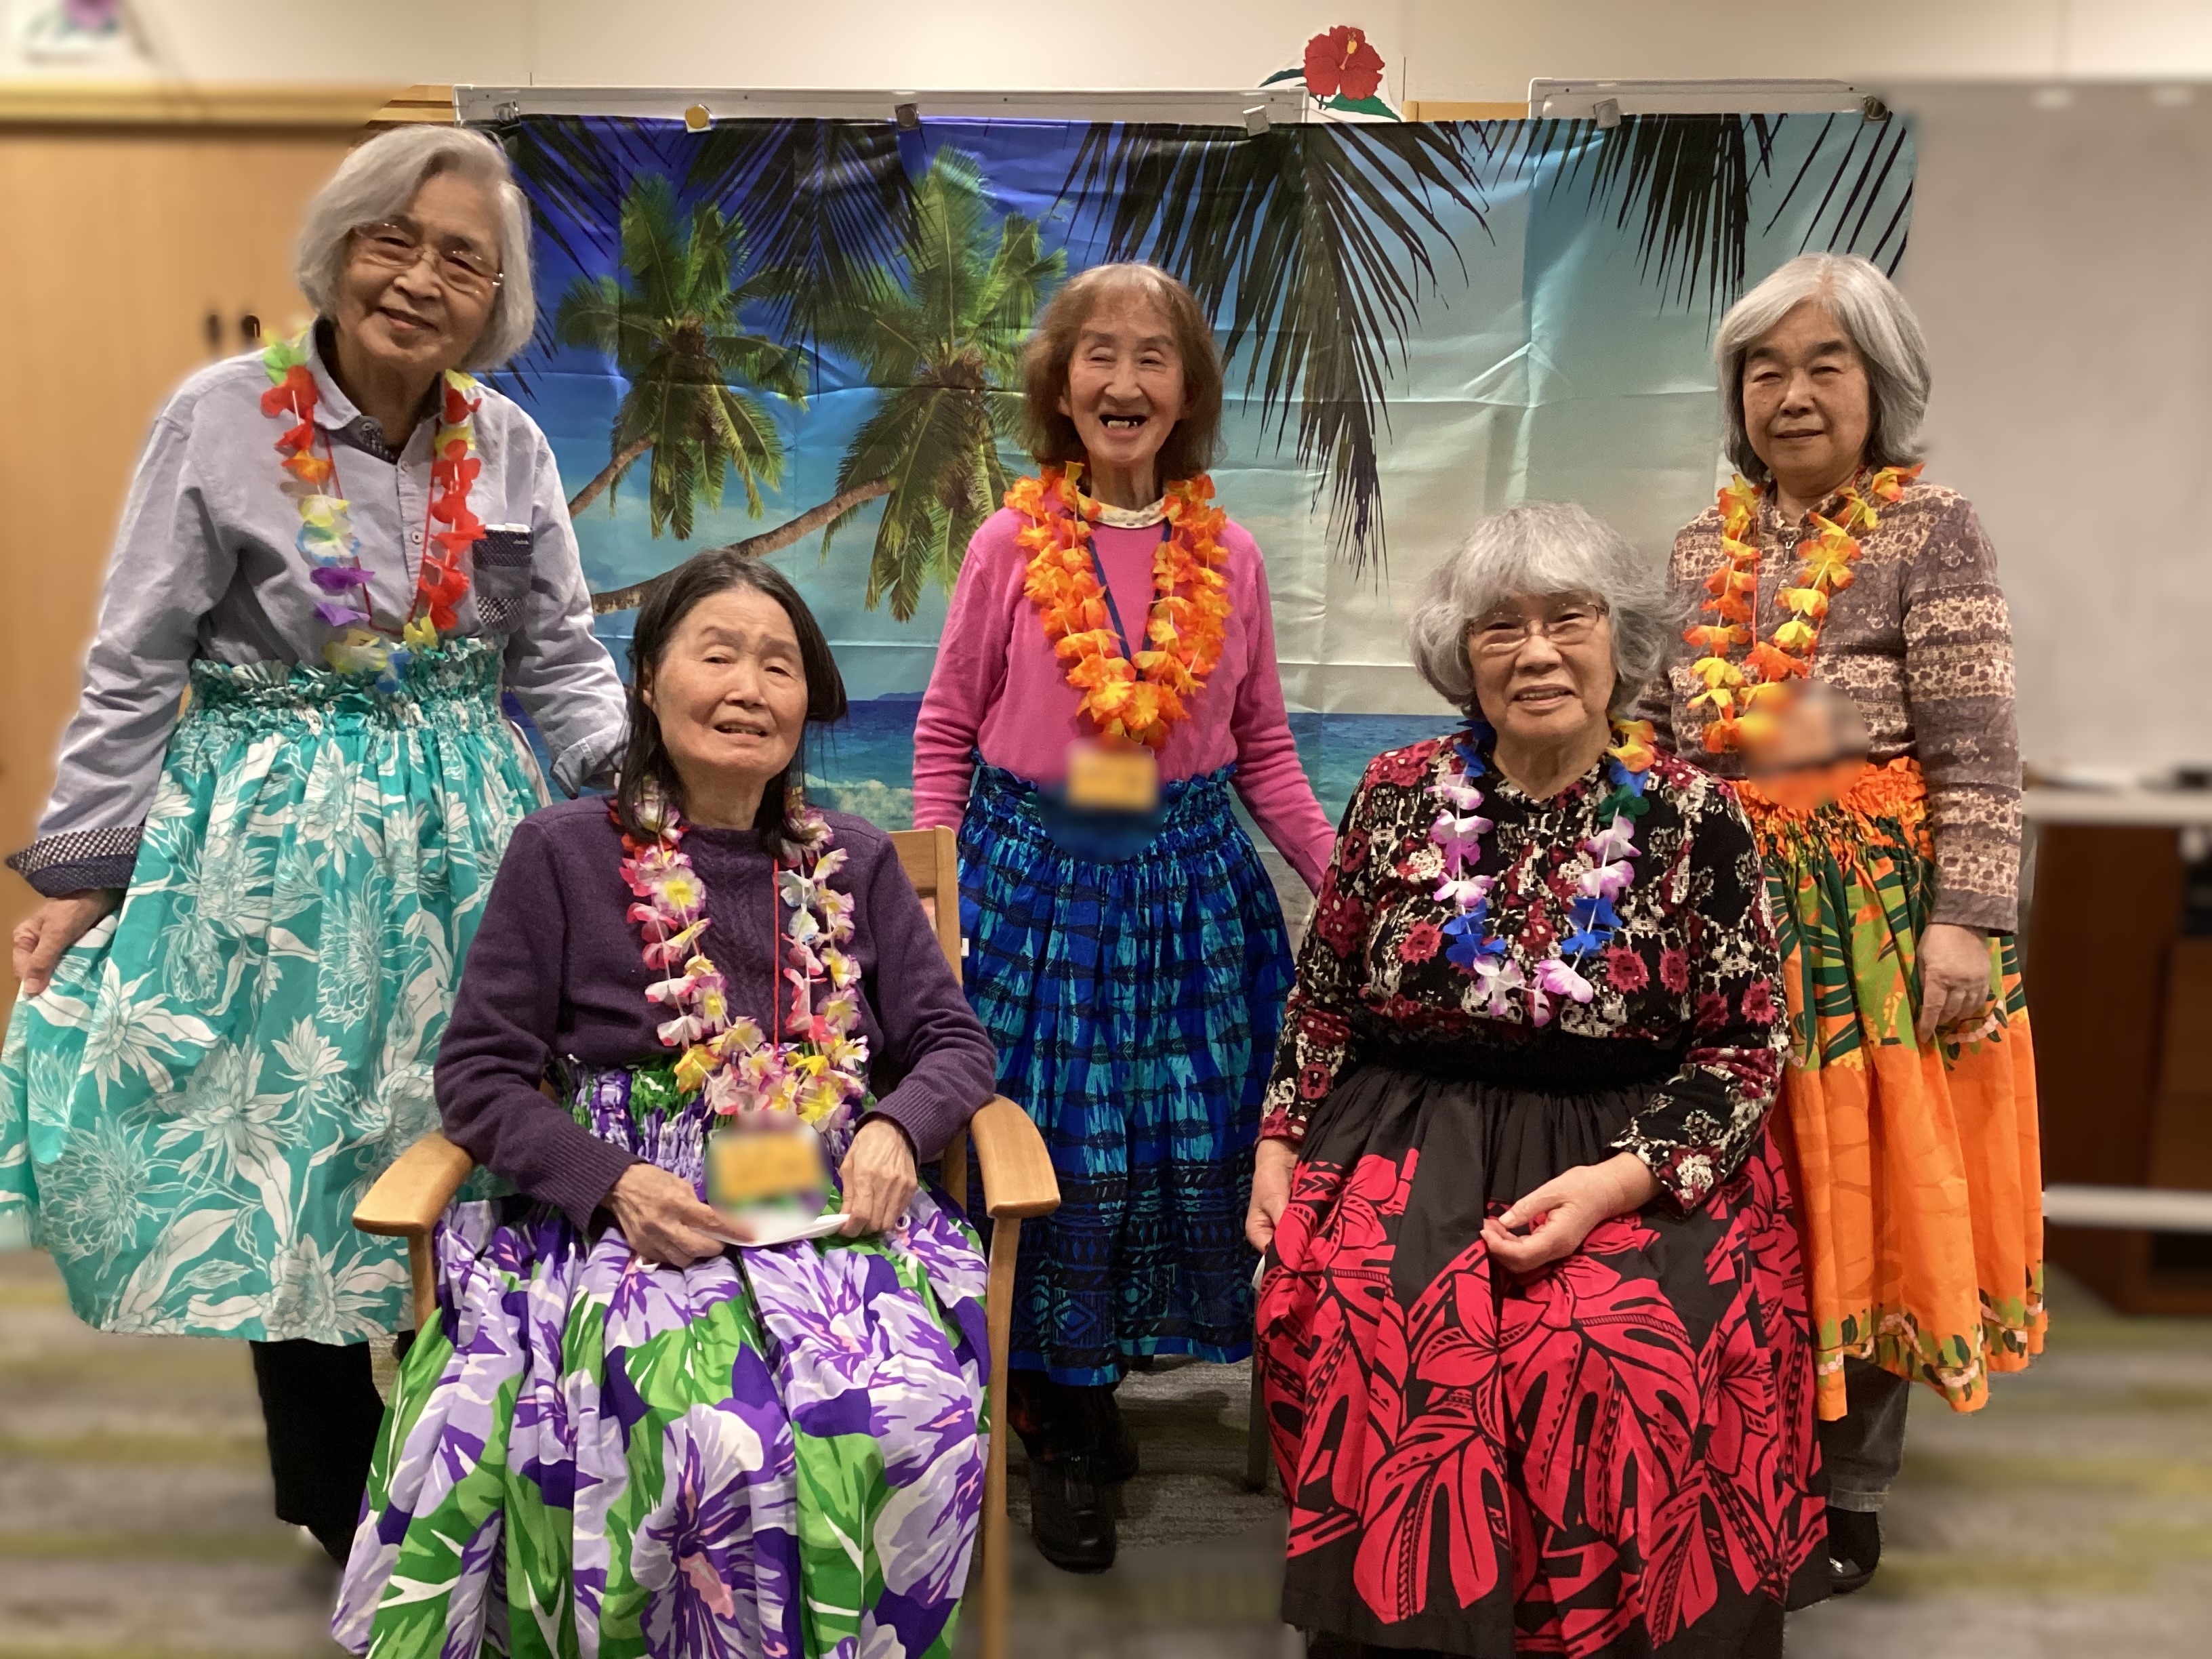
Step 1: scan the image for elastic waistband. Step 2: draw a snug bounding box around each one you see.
[1735,755,1929,837]
[967,757,1248,858]
[185,635,503,722]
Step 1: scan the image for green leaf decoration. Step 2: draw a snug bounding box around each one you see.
[1324,94,1401,121]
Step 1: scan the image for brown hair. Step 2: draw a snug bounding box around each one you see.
[1021,263,1225,484]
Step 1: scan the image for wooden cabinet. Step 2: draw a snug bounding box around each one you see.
[2030,806,2212,1311]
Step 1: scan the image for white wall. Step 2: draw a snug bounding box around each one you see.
[1894,81,2212,776]
[16,1,2212,96]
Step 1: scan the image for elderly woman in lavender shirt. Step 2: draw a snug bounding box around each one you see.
[334,551,999,1658]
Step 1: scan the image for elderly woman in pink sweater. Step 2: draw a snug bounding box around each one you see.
[913,262,1332,1573]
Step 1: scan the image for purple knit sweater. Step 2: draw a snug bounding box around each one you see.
[434,796,1000,1231]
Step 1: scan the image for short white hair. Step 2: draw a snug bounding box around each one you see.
[294,126,535,369]
[1713,253,1929,483]
[1407,501,1666,716]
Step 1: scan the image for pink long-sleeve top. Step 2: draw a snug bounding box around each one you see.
[913,506,1335,893]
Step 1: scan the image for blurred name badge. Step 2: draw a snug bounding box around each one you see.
[706,1123,821,1212]
[1064,741,1160,812]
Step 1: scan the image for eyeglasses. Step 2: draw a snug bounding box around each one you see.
[350,222,503,298]
[1467,599,1608,657]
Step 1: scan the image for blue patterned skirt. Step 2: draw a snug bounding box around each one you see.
[957,761,1292,1385]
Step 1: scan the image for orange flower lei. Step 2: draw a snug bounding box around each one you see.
[1010,464,1233,750]
[1686,464,1921,753]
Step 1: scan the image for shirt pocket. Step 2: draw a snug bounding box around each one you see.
[472,526,535,635]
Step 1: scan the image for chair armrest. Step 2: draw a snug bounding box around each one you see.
[354,1130,476,1238]
[969,1097,1059,1220]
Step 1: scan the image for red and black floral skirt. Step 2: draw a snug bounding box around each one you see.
[1257,1045,1828,1656]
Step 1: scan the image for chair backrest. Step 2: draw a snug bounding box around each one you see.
[888,825,963,985]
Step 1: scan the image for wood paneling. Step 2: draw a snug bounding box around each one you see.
[2149,937,2212,1191]
[0,123,356,999]
[0,83,435,128]
[2028,823,2212,1310]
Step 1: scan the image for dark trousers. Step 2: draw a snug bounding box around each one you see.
[1006,1369,1124,1464]
[249,1337,398,1562]
[1817,1355,1913,1513]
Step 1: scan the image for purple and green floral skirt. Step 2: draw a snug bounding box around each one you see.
[331,1061,989,1658]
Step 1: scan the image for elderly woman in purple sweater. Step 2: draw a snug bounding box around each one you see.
[333,551,1000,1658]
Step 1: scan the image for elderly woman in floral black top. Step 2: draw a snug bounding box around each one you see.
[1249,502,1826,1658]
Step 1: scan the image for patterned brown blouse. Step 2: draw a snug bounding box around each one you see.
[1634,476,2021,932]
[1258,735,1789,1214]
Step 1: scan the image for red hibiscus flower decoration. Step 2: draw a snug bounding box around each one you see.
[1602,943,1648,991]
[1304,24,1385,102]
[1659,947,1691,994]
[1400,920,1441,963]
[1742,978,1778,1025]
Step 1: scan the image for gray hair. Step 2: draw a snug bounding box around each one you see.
[1407,501,1666,717]
[294,126,535,369]
[1714,253,1929,483]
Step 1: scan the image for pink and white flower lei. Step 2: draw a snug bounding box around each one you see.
[618,792,871,1129]
[1429,722,1652,1028]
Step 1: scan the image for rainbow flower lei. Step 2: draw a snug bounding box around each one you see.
[259,331,484,691]
[1687,464,1920,754]
[1431,720,1657,1025]
[1010,464,1233,750]
[617,794,870,1127]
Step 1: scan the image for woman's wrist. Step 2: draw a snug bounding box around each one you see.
[1599,1152,1661,1215]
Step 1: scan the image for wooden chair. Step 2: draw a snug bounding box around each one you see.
[352,823,1057,1659]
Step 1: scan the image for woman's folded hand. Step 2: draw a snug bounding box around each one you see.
[838,1118,918,1236]
[607,1162,747,1267]
[1481,1151,1661,1275]
[1247,1137,1300,1252]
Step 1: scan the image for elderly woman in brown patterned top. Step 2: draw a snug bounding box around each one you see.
[1637,252,2041,1599]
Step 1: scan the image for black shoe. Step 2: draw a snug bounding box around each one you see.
[1028,1456,1116,1574]
[1826,1505,1881,1595]
[1103,1419,1139,1486]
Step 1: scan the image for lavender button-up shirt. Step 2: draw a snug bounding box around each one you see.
[9,325,628,896]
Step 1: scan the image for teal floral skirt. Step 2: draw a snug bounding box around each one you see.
[333,1061,989,1659]
[0,639,543,1340]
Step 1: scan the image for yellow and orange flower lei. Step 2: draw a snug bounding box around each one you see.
[1686,463,1921,753]
[1010,464,1233,750]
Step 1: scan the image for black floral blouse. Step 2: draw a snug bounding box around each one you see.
[1259,733,1789,1213]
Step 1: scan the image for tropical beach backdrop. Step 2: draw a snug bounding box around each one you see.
[483,103,1916,823]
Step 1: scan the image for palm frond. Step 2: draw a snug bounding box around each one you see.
[618,174,693,319]
[1489,111,1914,310]
[682,119,914,372]
[1059,121,1490,573]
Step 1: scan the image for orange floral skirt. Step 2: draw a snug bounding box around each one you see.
[1738,758,2044,1419]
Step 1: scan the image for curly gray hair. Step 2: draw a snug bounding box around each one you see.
[1715,253,1929,484]
[1407,501,1666,717]
[293,126,535,369]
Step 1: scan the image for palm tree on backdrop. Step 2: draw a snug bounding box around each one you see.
[588,146,1061,621]
[806,146,1063,621]
[552,171,808,539]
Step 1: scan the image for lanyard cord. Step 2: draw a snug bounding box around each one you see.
[1085,524,1167,662]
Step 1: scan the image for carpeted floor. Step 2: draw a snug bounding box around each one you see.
[3,1248,2209,1657]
